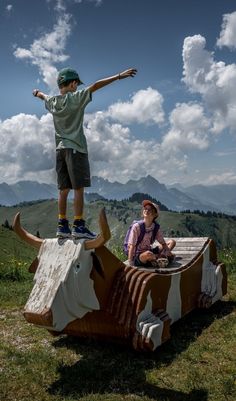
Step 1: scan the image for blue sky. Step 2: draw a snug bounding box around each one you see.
[0,0,236,187]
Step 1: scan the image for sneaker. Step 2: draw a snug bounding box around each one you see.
[72,219,97,239]
[56,218,71,238]
[152,258,169,269]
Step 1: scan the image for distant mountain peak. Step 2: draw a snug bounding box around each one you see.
[0,176,235,214]
[146,174,160,183]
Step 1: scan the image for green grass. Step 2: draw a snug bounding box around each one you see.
[0,226,37,265]
[0,226,37,290]
[0,241,235,401]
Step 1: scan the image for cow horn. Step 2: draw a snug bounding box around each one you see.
[84,207,111,250]
[13,213,43,250]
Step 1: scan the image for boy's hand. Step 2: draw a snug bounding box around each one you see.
[32,89,46,100]
[33,89,39,97]
[119,68,137,79]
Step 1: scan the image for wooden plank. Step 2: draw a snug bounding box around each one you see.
[172,257,192,264]
[169,237,208,242]
[174,246,205,251]
[175,240,207,244]
[173,250,201,256]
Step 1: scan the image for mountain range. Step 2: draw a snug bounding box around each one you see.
[0,175,235,215]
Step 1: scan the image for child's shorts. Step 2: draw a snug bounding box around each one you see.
[134,246,160,267]
[56,148,91,189]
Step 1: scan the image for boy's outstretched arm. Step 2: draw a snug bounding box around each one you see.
[88,68,137,93]
[32,89,47,100]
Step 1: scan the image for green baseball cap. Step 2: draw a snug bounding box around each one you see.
[57,68,83,86]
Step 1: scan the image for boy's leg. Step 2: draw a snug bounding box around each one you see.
[66,150,90,219]
[74,187,84,218]
[58,188,70,217]
[64,150,96,238]
[57,188,71,237]
[56,149,72,237]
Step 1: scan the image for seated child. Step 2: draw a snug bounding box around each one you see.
[127,200,176,267]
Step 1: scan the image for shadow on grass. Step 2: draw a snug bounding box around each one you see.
[48,299,235,400]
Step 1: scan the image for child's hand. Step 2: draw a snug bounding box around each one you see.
[32,89,39,97]
[32,89,46,100]
[119,68,137,79]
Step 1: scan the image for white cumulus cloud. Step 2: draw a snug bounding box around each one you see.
[13,0,103,92]
[182,33,236,134]
[14,14,71,92]
[216,11,236,49]
[0,108,186,185]
[84,110,185,182]
[0,113,55,183]
[108,87,165,125]
[161,102,210,155]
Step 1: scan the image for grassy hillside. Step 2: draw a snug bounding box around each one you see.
[1,199,236,253]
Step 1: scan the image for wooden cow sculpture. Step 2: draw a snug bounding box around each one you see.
[13,210,227,351]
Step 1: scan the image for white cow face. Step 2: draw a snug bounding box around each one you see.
[25,238,100,332]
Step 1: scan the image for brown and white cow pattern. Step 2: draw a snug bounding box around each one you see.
[134,241,226,350]
[201,244,223,302]
[25,238,100,331]
[23,236,227,352]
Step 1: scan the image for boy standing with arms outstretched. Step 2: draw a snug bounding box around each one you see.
[33,67,137,238]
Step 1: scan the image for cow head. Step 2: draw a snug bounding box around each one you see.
[12,209,119,332]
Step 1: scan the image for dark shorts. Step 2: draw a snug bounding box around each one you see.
[134,246,160,267]
[134,255,151,267]
[56,148,91,190]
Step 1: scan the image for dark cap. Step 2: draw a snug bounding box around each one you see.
[57,68,83,86]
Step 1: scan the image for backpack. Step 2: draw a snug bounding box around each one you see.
[123,220,160,256]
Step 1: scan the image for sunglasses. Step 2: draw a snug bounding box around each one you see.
[143,207,155,212]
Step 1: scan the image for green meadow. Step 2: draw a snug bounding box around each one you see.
[0,200,235,401]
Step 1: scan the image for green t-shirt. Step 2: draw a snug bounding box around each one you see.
[45,87,92,154]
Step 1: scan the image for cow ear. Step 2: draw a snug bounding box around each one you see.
[91,251,105,279]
